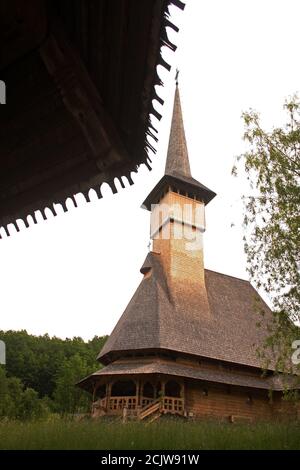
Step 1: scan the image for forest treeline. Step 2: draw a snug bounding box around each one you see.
[0,330,107,419]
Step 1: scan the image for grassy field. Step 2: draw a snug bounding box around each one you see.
[0,418,300,450]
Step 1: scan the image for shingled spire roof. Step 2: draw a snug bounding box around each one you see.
[165,85,191,177]
[142,84,216,210]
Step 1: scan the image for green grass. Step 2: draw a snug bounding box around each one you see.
[0,418,299,450]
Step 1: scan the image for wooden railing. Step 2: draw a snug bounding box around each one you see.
[139,397,184,420]
[140,397,154,407]
[109,396,137,412]
[162,397,184,414]
[93,397,107,410]
[92,396,185,418]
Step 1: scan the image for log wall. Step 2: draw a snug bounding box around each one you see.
[185,380,299,422]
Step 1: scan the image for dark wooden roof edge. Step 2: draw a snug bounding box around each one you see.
[138,0,186,167]
[141,173,217,211]
[0,0,186,239]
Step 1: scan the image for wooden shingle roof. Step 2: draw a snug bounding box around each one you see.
[98,252,275,371]
[165,86,191,177]
[77,358,300,393]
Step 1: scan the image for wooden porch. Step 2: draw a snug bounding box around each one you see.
[91,377,185,421]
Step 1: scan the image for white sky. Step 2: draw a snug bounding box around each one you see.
[1,0,299,340]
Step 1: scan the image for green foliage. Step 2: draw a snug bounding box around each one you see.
[0,365,49,420]
[0,367,14,417]
[234,96,300,370]
[0,331,107,419]
[53,354,93,414]
[0,418,300,450]
[17,388,49,421]
[0,330,106,397]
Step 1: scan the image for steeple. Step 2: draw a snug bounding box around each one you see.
[165,85,191,178]
[142,83,216,211]
[141,80,216,315]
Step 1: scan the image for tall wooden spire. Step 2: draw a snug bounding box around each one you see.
[143,84,216,211]
[165,85,191,177]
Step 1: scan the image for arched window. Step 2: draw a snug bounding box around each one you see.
[143,382,155,398]
[165,380,181,397]
[111,380,136,397]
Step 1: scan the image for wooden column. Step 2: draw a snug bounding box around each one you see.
[107,381,112,412]
[104,382,108,409]
[182,380,186,415]
[162,379,165,395]
[137,379,142,418]
[92,382,96,403]
[135,379,141,406]
[91,381,96,415]
[136,379,140,406]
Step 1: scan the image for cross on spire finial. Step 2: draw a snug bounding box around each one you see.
[175,68,179,86]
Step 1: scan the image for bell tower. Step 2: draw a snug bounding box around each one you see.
[142,81,216,313]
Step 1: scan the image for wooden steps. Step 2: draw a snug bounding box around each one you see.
[139,399,161,421]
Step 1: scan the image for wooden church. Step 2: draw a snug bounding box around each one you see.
[78,84,299,423]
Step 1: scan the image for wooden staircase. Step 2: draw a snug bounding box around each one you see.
[139,399,161,422]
